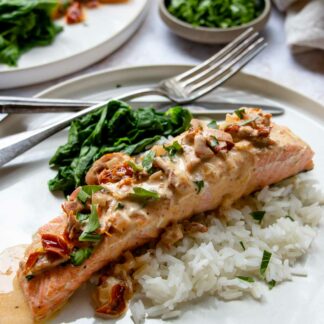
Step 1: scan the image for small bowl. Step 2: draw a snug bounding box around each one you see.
[159,0,271,44]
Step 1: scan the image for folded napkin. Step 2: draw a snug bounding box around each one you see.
[273,0,324,53]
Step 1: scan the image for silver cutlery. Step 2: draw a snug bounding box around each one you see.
[0,27,267,167]
[0,97,283,115]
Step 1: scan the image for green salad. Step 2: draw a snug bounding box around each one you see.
[49,100,192,194]
[167,0,265,29]
[0,0,62,66]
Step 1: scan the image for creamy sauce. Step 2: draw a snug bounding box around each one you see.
[0,245,34,324]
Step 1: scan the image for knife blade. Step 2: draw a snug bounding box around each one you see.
[0,97,284,116]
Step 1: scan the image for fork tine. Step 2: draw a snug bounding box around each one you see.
[188,37,266,94]
[187,41,267,101]
[174,27,255,82]
[180,32,260,88]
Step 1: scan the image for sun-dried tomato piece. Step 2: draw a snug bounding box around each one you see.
[95,281,129,318]
[25,251,41,272]
[98,163,134,184]
[41,233,70,257]
[66,2,84,24]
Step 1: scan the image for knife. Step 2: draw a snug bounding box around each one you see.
[0,96,284,116]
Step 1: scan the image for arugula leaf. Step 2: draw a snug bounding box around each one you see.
[250,211,266,223]
[77,185,104,203]
[142,151,156,174]
[207,120,219,129]
[131,187,160,203]
[260,250,272,277]
[167,0,264,29]
[237,276,255,283]
[194,180,204,194]
[48,101,192,194]
[0,0,63,66]
[164,141,183,158]
[127,160,143,173]
[70,248,93,266]
[234,108,246,119]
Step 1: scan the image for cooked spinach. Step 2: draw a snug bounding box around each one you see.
[167,0,264,29]
[0,0,63,66]
[49,100,192,194]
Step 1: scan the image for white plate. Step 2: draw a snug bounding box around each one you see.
[0,65,324,324]
[0,0,149,90]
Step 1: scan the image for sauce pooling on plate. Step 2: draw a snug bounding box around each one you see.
[0,245,33,324]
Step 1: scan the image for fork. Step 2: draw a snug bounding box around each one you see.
[0,28,266,167]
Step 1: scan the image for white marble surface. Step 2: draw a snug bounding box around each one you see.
[0,1,323,103]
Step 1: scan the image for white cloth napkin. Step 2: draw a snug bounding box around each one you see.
[272,0,324,53]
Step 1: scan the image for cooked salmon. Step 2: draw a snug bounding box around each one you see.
[18,108,314,320]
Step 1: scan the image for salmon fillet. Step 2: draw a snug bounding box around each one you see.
[18,108,314,320]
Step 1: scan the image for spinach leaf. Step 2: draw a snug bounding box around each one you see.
[0,0,62,66]
[49,100,192,194]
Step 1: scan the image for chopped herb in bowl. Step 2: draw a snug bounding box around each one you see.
[166,0,265,29]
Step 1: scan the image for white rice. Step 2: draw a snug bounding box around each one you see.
[130,173,324,321]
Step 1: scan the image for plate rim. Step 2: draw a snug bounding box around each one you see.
[36,63,324,112]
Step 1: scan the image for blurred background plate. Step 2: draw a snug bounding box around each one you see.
[0,0,149,90]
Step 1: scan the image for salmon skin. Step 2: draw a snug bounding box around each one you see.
[18,108,314,320]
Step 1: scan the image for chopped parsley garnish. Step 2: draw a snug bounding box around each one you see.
[240,241,246,251]
[237,276,255,283]
[164,141,183,158]
[260,250,272,277]
[70,247,93,266]
[208,120,219,129]
[77,185,104,203]
[142,151,156,174]
[25,274,34,281]
[127,160,143,173]
[194,180,204,194]
[239,116,259,126]
[268,279,276,290]
[116,203,125,210]
[234,108,245,119]
[78,204,102,242]
[131,187,160,203]
[285,215,295,222]
[250,211,266,223]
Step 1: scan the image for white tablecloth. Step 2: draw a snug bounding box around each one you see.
[0,2,323,103]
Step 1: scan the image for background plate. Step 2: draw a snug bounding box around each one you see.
[0,0,149,89]
[0,65,324,324]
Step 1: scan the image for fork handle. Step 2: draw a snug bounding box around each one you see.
[0,88,162,167]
